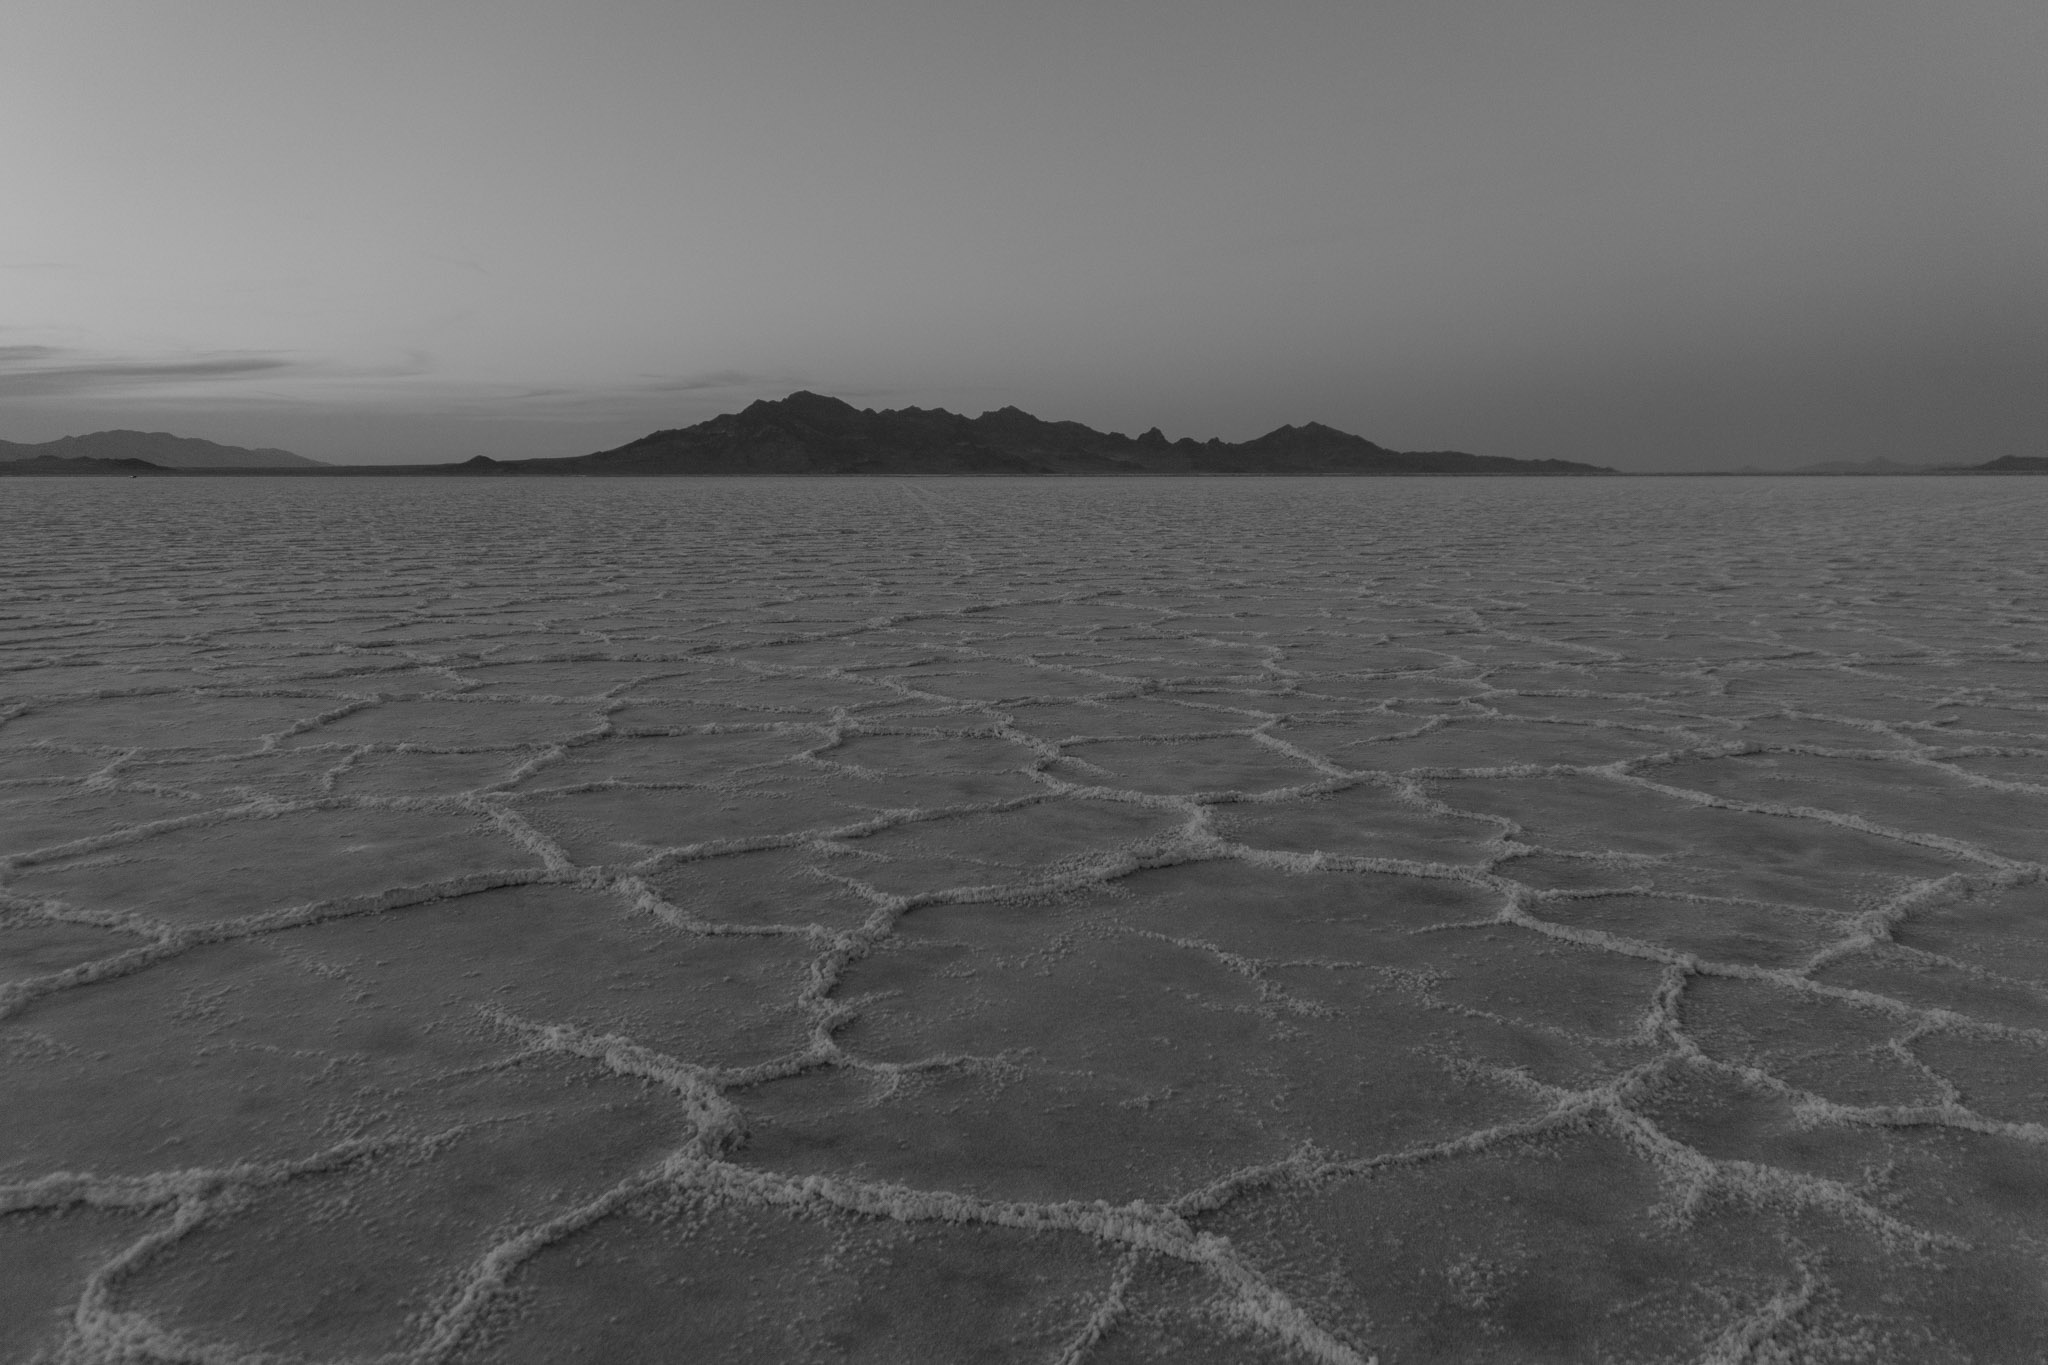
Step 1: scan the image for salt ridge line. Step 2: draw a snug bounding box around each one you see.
[376,990,1925,1365]
[4,650,2041,1036]
[3,1129,467,1365]
[9,783,2017,1353]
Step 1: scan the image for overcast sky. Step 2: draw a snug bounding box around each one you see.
[4,1,2044,469]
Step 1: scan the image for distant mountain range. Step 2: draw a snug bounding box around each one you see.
[5,400,2042,476]
[1729,454,2048,475]
[1784,457,1960,474]
[0,431,323,469]
[450,392,1613,476]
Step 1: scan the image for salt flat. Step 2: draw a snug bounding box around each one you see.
[3,475,2046,1363]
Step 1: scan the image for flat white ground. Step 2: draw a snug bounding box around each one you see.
[2,476,2046,1363]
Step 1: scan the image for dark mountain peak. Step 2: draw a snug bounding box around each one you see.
[977,405,1038,423]
[971,404,1058,433]
[562,392,1612,476]
[1245,419,1378,444]
[780,389,859,412]
[737,390,860,419]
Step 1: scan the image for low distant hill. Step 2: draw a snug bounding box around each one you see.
[456,392,1613,476]
[1784,456,2044,474]
[1788,457,1954,474]
[0,455,174,476]
[0,430,322,469]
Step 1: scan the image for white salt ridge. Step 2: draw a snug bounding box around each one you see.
[1,476,2046,1361]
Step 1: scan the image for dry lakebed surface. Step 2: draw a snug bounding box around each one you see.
[3,476,2047,1363]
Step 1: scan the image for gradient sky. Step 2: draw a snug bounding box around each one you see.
[4,1,2044,469]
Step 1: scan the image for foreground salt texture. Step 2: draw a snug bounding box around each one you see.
[2,475,2045,1363]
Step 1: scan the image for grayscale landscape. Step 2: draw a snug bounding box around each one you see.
[5,475,2046,1363]
[7,0,2047,1357]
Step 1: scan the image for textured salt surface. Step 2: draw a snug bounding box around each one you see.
[2,475,2046,1363]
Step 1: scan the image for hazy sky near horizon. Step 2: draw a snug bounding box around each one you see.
[4,1,2044,470]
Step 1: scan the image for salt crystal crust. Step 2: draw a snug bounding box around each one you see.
[2,476,2045,1362]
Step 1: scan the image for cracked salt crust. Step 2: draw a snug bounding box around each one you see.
[2,475,2046,1363]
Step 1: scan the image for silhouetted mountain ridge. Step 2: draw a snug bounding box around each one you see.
[0,430,321,468]
[486,392,1615,475]
[9,402,2037,475]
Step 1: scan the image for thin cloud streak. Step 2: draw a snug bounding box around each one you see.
[0,346,435,399]
[506,370,788,403]
[2,348,797,417]
[0,352,296,397]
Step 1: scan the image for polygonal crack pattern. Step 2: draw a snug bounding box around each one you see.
[2,476,2046,1364]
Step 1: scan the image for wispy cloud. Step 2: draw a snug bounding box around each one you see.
[0,345,437,399]
[0,346,877,435]
[504,370,797,408]
[629,369,780,394]
[0,346,299,398]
